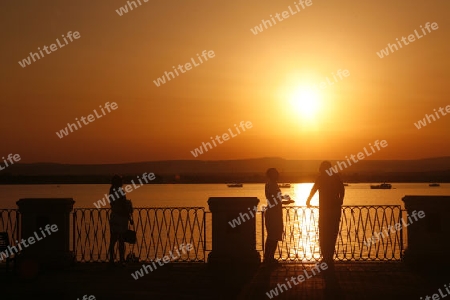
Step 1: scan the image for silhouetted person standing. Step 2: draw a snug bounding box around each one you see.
[264,168,294,264]
[306,161,345,271]
[108,174,133,266]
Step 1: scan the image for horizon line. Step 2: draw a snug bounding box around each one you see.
[7,155,450,166]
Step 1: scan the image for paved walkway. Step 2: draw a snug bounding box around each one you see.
[239,262,450,300]
[0,262,254,300]
[0,261,448,299]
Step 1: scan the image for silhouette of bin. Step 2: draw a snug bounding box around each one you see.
[207,197,261,265]
[402,195,450,264]
[16,198,75,270]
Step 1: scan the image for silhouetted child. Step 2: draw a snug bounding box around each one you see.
[264,168,294,264]
[306,161,345,274]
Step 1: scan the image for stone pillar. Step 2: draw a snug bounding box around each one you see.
[207,197,261,265]
[16,198,75,270]
[402,195,450,264]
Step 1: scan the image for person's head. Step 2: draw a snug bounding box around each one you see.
[266,168,279,181]
[319,161,333,174]
[111,174,123,187]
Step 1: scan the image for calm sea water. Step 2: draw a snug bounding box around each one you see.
[1,183,449,209]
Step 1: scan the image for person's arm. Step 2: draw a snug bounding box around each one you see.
[272,189,294,205]
[127,200,134,225]
[281,200,294,204]
[281,194,294,205]
[306,181,319,207]
[338,178,345,205]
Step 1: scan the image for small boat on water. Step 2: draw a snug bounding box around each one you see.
[429,183,440,187]
[370,183,392,189]
[278,183,291,188]
[227,183,243,188]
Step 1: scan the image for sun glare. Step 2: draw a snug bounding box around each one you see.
[289,87,321,120]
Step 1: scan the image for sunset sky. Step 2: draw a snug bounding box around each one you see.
[1,0,449,164]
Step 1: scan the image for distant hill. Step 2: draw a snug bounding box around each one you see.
[1,157,450,183]
[3,157,450,175]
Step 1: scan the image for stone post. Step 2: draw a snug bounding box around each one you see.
[207,197,261,265]
[402,195,450,264]
[16,198,75,270]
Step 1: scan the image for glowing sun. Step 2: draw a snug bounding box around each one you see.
[289,87,321,120]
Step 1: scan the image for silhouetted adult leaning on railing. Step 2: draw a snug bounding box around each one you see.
[306,161,345,283]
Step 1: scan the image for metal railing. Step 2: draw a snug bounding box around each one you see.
[1,205,405,263]
[0,209,20,244]
[72,207,206,262]
[267,205,404,262]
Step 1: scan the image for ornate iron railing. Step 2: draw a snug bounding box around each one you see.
[267,205,404,262]
[1,205,405,263]
[0,209,20,243]
[72,207,206,262]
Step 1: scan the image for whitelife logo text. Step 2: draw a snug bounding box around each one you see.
[0,224,59,262]
[250,0,313,35]
[115,0,149,16]
[414,104,450,129]
[265,262,328,298]
[376,22,439,58]
[325,140,388,176]
[153,50,215,87]
[364,210,425,246]
[130,243,193,280]
[190,121,252,158]
[0,153,21,172]
[18,31,81,68]
[93,172,155,208]
[56,102,118,139]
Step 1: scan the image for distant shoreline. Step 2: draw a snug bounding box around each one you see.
[1,157,449,184]
[0,173,448,184]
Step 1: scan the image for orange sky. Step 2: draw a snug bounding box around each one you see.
[0,0,449,164]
